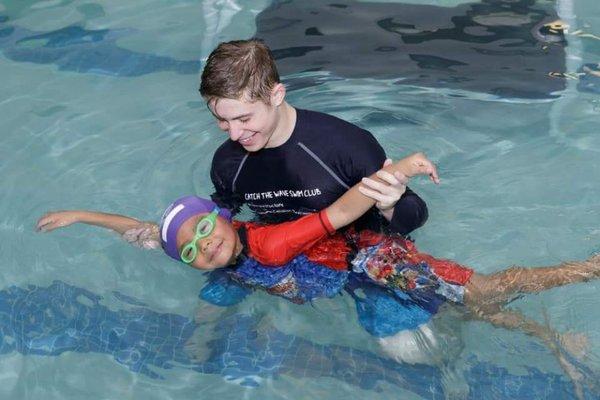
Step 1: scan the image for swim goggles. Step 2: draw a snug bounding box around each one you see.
[180,207,220,263]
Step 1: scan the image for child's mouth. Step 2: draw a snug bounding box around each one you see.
[209,240,223,261]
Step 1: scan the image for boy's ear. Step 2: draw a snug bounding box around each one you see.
[270,83,286,107]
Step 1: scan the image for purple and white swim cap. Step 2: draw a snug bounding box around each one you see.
[159,195,232,261]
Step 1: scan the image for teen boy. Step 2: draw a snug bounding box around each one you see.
[200,39,428,235]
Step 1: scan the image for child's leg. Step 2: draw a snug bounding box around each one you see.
[467,303,588,399]
[464,254,600,307]
[461,255,600,400]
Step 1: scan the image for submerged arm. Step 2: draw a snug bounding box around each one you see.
[324,152,439,230]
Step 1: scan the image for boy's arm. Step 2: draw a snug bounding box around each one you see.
[210,151,245,215]
[325,153,439,231]
[210,184,244,216]
[36,211,161,249]
[333,128,428,233]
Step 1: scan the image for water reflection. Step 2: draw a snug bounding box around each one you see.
[257,0,567,98]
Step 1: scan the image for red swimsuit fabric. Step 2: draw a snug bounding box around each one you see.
[239,211,348,270]
[235,213,473,284]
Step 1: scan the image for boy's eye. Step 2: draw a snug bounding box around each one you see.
[240,118,249,123]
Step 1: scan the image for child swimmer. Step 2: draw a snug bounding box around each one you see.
[36,151,600,319]
[37,153,439,271]
[38,153,600,393]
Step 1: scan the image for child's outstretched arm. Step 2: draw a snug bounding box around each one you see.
[36,211,160,249]
[325,152,439,230]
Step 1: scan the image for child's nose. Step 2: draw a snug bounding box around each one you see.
[199,238,212,253]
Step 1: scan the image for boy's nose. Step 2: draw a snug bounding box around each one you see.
[227,124,244,141]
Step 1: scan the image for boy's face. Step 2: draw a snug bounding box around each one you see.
[176,213,242,270]
[207,85,285,152]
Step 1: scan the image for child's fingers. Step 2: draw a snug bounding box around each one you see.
[429,164,440,184]
[414,158,440,184]
[36,213,65,232]
[36,215,55,231]
[37,221,57,232]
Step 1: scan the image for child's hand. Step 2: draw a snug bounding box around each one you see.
[36,211,81,232]
[407,152,440,184]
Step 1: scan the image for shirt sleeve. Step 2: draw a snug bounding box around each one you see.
[336,126,387,185]
[210,152,245,215]
[247,211,335,266]
[389,187,429,235]
[333,126,429,235]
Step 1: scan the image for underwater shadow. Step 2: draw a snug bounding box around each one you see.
[0,281,593,398]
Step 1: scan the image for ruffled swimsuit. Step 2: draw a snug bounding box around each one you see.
[201,211,473,335]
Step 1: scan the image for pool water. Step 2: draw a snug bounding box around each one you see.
[1,0,600,399]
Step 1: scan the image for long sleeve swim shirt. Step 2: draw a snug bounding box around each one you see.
[211,108,428,235]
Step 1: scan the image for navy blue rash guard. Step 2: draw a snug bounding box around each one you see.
[210,108,428,235]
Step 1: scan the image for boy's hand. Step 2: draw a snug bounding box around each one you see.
[359,158,409,214]
[36,211,81,232]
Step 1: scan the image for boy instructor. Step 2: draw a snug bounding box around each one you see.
[201,39,428,234]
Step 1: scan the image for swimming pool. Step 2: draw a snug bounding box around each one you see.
[2,0,600,398]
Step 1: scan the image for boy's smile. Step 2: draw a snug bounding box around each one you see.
[209,97,278,151]
[207,84,295,152]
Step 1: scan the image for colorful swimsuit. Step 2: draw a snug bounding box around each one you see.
[200,211,473,335]
[229,211,349,304]
[348,231,472,317]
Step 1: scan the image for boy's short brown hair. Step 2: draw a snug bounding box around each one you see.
[200,39,280,104]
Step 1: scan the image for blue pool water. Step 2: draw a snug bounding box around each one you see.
[2,0,600,399]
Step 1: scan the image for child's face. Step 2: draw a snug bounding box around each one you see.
[207,88,284,152]
[175,213,242,270]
